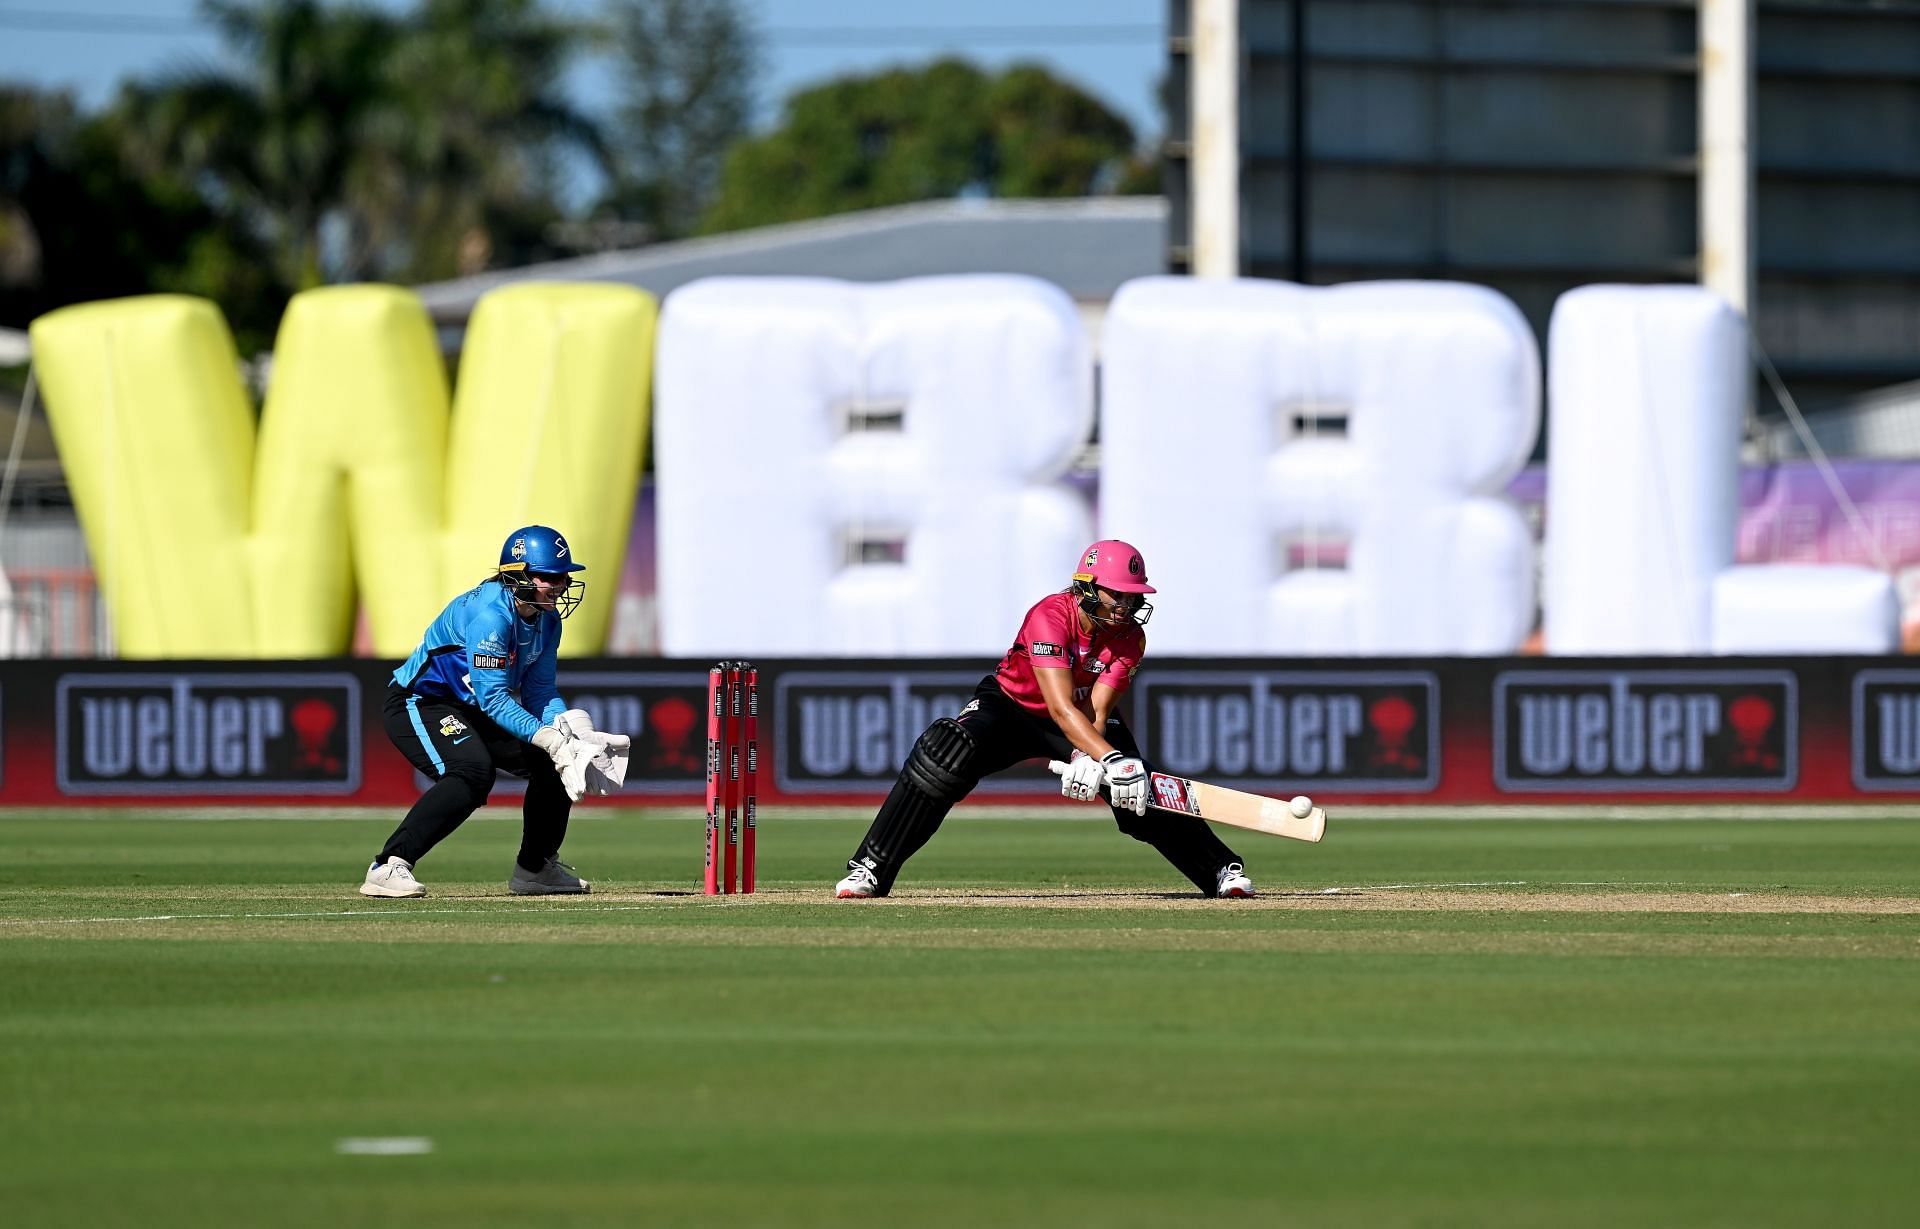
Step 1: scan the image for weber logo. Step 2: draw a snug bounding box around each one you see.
[57,672,360,795]
[1135,671,1439,792]
[1852,669,1920,791]
[779,670,1036,793]
[1494,669,1796,792]
[1031,641,1063,657]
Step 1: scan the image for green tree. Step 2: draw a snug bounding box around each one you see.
[116,0,600,293]
[116,0,407,291]
[701,58,1141,234]
[385,0,607,277]
[600,0,757,241]
[1,85,278,350]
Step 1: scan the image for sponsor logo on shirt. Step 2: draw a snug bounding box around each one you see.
[1032,641,1063,657]
[476,630,508,656]
[473,653,508,670]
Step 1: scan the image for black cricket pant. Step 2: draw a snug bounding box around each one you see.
[851,676,1242,894]
[377,684,572,872]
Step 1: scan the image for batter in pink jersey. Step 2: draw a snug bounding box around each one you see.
[835,539,1252,900]
[993,591,1145,715]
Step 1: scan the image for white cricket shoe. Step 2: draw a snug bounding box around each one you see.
[835,864,881,899]
[360,856,426,898]
[1215,862,1255,898]
[509,857,590,895]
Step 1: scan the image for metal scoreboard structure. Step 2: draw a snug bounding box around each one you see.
[1162,0,1920,413]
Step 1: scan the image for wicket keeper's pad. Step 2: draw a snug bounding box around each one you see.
[31,285,655,657]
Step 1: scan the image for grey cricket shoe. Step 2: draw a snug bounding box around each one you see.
[361,856,426,898]
[509,857,590,895]
[1215,862,1254,898]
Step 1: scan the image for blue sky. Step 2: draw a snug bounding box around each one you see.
[0,0,1169,138]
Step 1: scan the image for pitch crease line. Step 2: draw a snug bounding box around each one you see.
[0,901,720,926]
[1330,881,1531,892]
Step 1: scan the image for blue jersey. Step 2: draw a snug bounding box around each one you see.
[391,581,566,743]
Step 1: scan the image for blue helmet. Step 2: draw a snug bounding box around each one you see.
[499,525,585,574]
[497,526,585,618]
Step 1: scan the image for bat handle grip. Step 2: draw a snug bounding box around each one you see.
[1046,760,1070,777]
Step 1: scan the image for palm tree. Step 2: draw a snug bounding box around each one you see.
[382,0,609,278]
[117,0,603,289]
[117,0,406,290]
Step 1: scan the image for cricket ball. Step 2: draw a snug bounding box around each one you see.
[1288,795,1314,819]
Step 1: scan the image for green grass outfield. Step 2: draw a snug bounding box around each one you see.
[3,810,1919,1228]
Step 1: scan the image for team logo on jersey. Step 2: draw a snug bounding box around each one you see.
[1088,660,1107,674]
[959,699,981,716]
[438,715,469,737]
[1032,641,1063,657]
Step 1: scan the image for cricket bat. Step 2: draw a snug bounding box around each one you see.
[1047,761,1327,843]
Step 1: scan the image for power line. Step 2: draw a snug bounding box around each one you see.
[0,9,201,34]
[0,10,1163,45]
[764,25,1161,47]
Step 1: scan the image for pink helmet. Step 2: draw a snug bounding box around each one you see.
[1073,540,1156,594]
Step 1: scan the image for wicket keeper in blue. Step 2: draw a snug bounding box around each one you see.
[360,525,629,898]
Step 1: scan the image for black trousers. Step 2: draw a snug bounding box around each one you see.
[376,684,572,871]
[852,676,1241,894]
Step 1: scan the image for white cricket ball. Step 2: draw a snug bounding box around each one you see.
[1288,795,1314,819]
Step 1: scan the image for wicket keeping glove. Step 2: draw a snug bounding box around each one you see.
[553,709,633,777]
[1058,750,1104,803]
[531,724,592,800]
[1101,752,1150,816]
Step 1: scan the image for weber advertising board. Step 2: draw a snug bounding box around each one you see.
[1132,670,1441,793]
[0,656,1909,805]
[1493,669,1798,793]
[776,669,1050,793]
[56,672,362,795]
[1852,668,1920,792]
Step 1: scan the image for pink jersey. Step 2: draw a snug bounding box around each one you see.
[993,592,1146,717]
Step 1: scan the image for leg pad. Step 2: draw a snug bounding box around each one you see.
[900,718,977,802]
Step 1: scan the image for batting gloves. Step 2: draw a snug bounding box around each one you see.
[1101,751,1150,815]
[1059,749,1105,803]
